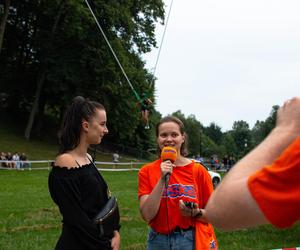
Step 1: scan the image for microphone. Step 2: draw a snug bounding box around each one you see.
[160,146,177,186]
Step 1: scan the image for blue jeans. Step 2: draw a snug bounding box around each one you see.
[147,228,195,250]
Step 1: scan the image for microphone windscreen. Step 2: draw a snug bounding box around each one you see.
[160,146,177,163]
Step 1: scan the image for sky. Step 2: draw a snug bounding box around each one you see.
[143,0,300,132]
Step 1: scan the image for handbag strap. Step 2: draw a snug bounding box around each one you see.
[87,154,111,198]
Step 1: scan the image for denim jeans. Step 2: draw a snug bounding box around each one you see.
[147,228,195,250]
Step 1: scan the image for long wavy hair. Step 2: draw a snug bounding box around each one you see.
[155,116,189,157]
[58,96,105,154]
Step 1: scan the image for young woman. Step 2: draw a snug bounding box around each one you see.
[138,116,218,250]
[48,96,120,250]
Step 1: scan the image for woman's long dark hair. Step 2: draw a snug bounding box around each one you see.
[58,96,105,154]
[155,116,188,157]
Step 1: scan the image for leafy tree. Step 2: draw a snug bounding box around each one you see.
[0,0,11,54]
[204,122,223,145]
[0,0,165,152]
[200,134,219,158]
[184,114,203,156]
[221,132,238,157]
[231,120,252,158]
[252,105,279,147]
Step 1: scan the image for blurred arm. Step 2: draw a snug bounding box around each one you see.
[205,97,300,230]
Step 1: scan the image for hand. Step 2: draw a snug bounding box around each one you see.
[179,200,200,217]
[160,160,175,181]
[276,97,300,137]
[111,230,120,250]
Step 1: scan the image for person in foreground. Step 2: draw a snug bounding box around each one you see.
[204,97,300,231]
[48,96,120,250]
[138,116,218,250]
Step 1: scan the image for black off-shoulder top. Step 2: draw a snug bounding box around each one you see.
[48,162,117,250]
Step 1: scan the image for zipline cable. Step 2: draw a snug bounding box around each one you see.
[150,0,174,88]
[83,0,141,101]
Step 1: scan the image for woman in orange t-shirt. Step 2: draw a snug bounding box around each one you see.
[138,116,218,250]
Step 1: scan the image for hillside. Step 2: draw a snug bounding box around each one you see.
[0,124,135,162]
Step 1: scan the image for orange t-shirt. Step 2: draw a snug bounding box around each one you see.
[248,136,300,228]
[138,159,213,234]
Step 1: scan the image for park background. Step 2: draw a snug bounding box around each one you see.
[1,1,299,249]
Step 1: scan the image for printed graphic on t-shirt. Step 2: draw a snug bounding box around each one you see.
[162,184,196,199]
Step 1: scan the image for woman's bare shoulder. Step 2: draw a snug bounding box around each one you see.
[54,153,77,169]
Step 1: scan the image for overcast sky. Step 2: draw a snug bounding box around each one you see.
[143,0,300,132]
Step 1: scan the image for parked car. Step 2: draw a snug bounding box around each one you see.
[192,159,222,188]
[206,165,222,189]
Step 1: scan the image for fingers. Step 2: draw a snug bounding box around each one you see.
[282,97,300,109]
[179,199,185,210]
[277,97,300,129]
[160,160,174,177]
[111,231,120,250]
[179,200,200,217]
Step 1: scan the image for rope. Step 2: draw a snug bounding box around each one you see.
[83,0,141,101]
[150,0,174,88]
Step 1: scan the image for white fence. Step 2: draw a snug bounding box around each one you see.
[0,160,147,171]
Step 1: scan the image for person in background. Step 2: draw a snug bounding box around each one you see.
[12,152,20,169]
[1,152,7,167]
[48,96,120,250]
[112,151,120,169]
[20,153,30,168]
[5,152,13,168]
[138,116,218,250]
[203,97,300,231]
[227,156,235,171]
[140,92,153,130]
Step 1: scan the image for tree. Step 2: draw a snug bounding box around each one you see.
[185,114,203,156]
[200,134,219,158]
[231,120,252,158]
[221,132,238,157]
[252,105,279,147]
[204,122,223,145]
[0,0,11,54]
[24,0,66,140]
[1,0,165,149]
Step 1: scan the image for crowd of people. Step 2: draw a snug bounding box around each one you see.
[0,151,30,169]
[209,155,236,171]
[193,155,236,172]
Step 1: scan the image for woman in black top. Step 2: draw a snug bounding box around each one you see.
[48,96,121,250]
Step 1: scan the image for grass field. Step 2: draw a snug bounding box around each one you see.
[1,169,299,250]
[1,123,299,249]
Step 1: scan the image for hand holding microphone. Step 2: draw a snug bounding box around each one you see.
[160,146,177,186]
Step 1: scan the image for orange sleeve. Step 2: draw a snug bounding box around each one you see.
[248,137,300,228]
[138,164,152,199]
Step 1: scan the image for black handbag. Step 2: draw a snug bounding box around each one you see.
[93,196,120,236]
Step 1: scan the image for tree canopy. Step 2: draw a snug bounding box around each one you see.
[0,0,164,150]
[0,1,280,161]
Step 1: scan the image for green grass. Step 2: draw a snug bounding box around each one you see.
[0,170,300,250]
[1,125,300,249]
[0,170,148,250]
